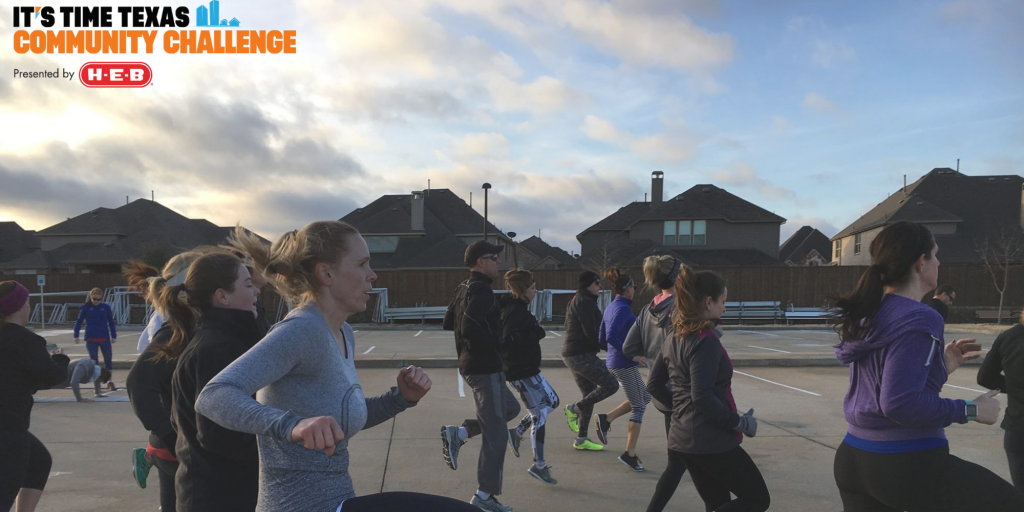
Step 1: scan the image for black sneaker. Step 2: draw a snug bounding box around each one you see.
[507,428,522,458]
[595,414,611,445]
[618,452,644,472]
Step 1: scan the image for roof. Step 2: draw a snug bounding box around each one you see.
[340,189,510,269]
[1,200,251,270]
[578,184,785,240]
[580,237,781,268]
[0,222,38,263]
[832,168,1024,262]
[779,226,832,265]
[519,236,579,268]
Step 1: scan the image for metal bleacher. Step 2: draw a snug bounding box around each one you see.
[722,301,783,324]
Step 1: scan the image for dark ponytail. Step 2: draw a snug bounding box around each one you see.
[672,264,727,339]
[604,267,633,296]
[834,221,936,344]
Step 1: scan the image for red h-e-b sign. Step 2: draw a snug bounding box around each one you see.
[79,62,152,88]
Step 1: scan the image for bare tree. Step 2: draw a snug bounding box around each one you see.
[977,227,1024,324]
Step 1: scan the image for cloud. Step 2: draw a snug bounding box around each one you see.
[771,116,790,134]
[486,75,587,114]
[811,40,856,68]
[711,162,814,206]
[581,115,693,162]
[453,133,510,159]
[802,93,842,114]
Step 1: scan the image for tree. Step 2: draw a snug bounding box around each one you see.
[977,227,1024,324]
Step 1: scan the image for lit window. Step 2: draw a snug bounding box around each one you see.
[854,234,862,254]
[835,240,842,259]
[678,221,692,245]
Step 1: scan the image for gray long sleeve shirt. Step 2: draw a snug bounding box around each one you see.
[194,304,415,508]
[67,358,102,401]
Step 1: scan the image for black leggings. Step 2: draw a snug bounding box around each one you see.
[151,456,178,512]
[342,492,483,511]
[0,430,52,510]
[563,353,619,438]
[834,442,1024,511]
[1005,429,1024,493]
[648,447,769,512]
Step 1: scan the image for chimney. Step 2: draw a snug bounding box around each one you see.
[651,171,664,204]
[411,191,425,232]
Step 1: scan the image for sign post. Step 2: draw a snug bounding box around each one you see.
[37,275,46,330]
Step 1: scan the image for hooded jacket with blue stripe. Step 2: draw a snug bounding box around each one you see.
[73,302,117,340]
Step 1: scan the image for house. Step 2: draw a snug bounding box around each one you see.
[229,17,239,26]
[831,168,1024,265]
[0,200,256,275]
[577,172,786,267]
[0,222,39,266]
[518,236,579,270]
[340,189,518,270]
[779,226,832,266]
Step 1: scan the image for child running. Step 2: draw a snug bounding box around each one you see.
[500,269,559,485]
[595,268,650,472]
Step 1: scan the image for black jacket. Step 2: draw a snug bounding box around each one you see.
[171,308,262,512]
[443,272,503,375]
[978,323,1024,432]
[126,324,177,453]
[0,323,67,432]
[925,298,949,321]
[561,289,602,357]
[254,297,271,336]
[647,328,742,454]
[499,295,547,382]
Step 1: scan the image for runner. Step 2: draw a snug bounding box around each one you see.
[124,260,161,353]
[72,287,118,391]
[125,250,205,508]
[596,267,650,472]
[197,221,480,512]
[977,311,1024,492]
[622,255,682,435]
[645,266,770,512]
[833,220,1024,511]
[65,357,112,402]
[162,251,262,512]
[562,270,619,451]
[440,240,522,511]
[0,281,68,512]
[500,269,559,485]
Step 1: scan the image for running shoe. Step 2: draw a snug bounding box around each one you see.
[595,414,611,445]
[527,464,557,485]
[573,438,604,451]
[507,428,522,458]
[441,425,464,470]
[108,381,118,392]
[618,452,645,472]
[470,494,513,512]
[564,404,579,434]
[131,448,151,489]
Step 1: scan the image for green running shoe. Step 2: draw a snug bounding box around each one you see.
[573,438,604,451]
[131,448,151,489]
[564,404,579,434]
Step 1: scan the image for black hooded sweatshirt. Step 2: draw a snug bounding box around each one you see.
[499,295,547,382]
[443,271,503,375]
[561,288,602,357]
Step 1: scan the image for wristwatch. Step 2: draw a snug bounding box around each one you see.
[965,401,978,422]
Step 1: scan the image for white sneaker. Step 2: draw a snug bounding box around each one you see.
[470,494,512,512]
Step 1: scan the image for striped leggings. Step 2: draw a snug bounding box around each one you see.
[609,366,650,423]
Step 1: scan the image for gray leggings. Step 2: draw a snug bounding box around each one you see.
[563,353,619,438]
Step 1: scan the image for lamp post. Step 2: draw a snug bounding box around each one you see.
[482,183,492,244]
[508,232,518,269]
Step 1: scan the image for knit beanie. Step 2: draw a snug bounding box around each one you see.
[0,281,30,317]
[577,271,600,290]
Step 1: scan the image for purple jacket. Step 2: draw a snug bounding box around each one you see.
[600,296,637,369]
[836,294,969,442]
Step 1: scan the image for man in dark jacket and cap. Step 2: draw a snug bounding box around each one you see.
[441,240,521,512]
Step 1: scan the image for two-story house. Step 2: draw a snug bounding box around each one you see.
[577,172,786,267]
[832,168,1024,265]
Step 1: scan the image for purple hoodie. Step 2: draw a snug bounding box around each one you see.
[836,294,969,444]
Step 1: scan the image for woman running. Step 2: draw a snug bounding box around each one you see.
[833,221,1024,511]
[0,281,68,512]
[73,287,118,390]
[562,271,619,451]
[195,220,481,512]
[501,269,559,485]
[595,267,650,472]
[646,266,770,512]
[622,255,682,435]
[978,311,1024,492]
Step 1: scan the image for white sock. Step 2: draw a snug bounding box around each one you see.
[458,427,469,442]
[476,490,491,500]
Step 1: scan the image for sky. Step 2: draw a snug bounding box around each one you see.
[1,0,1022,254]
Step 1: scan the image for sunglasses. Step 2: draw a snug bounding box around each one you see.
[480,254,500,261]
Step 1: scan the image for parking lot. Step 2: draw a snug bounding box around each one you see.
[25,324,1014,512]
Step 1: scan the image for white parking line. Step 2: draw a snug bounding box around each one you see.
[738,330,784,338]
[353,330,360,333]
[747,345,792,354]
[945,384,986,393]
[458,371,465,398]
[415,330,423,337]
[363,346,376,355]
[549,331,562,337]
[734,371,822,397]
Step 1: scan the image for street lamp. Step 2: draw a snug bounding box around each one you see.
[482,183,492,243]
[507,231,518,269]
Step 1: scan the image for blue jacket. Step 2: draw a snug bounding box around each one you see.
[600,296,637,369]
[74,302,117,340]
